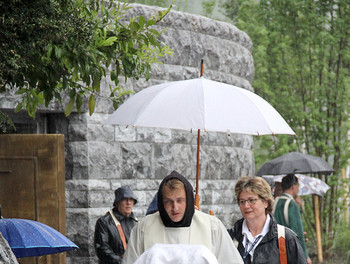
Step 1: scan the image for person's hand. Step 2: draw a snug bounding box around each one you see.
[307,257,312,264]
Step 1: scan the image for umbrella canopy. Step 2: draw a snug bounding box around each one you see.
[262,174,330,196]
[0,218,78,258]
[256,151,334,176]
[106,77,295,207]
[105,77,295,135]
[134,243,219,264]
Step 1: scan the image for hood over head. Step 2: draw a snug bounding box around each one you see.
[157,170,195,227]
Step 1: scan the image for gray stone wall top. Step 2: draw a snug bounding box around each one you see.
[126,3,252,51]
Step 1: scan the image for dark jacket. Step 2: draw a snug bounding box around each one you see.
[94,208,138,264]
[227,215,307,264]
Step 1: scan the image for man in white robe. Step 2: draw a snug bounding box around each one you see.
[122,171,243,264]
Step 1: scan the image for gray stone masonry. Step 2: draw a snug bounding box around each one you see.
[0,3,255,264]
[65,3,255,263]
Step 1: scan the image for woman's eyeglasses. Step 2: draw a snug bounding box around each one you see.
[238,198,259,206]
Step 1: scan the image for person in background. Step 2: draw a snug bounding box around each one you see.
[123,170,243,264]
[228,176,307,264]
[94,186,138,264]
[273,182,283,198]
[273,174,312,264]
[146,192,158,215]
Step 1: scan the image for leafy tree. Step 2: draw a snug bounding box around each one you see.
[221,0,350,259]
[202,0,217,18]
[0,112,16,133]
[0,0,173,118]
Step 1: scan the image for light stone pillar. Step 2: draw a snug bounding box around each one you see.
[66,4,255,263]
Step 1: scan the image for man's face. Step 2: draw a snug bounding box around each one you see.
[117,198,135,217]
[292,183,300,198]
[163,186,187,222]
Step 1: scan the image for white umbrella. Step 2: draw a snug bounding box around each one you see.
[106,77,294,135]
[105,77,295,207]
[134,243,219,264]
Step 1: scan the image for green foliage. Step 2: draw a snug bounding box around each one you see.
[202,0,217,17]
[333,221,350,263]
[222,0,350,258]
[0,111,16,133]
[221,0,350,171]
[0,0,173,117]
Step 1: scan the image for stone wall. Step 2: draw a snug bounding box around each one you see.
[64,4,255,263]
[0,3,255,264]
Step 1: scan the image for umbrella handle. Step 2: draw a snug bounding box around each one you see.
[195,129,200,210]
[195,193,200,210]
[200,59,204,77]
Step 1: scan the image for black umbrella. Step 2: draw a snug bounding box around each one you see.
[256,151,334,176]
[256,151,334,263]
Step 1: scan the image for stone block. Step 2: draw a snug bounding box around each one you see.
[88,141,121,171]
[114,126,137,142]
[66,190,89,208]
[69,123,88,141]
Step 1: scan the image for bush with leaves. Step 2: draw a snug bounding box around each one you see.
[0,0,173,117]
[332,221,350,263]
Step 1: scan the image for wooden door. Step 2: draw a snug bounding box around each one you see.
[0,134,66,264]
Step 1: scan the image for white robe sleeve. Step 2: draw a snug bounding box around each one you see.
[122,219,145,264]
[210,216,243,264]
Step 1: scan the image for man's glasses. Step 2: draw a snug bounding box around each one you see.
[238,198,259,206]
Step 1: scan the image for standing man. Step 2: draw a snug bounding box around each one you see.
[123,170,243,264]
[273,174,312,264]
[94,186,138,264]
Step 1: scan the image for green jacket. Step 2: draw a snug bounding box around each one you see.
[273,194,309,259]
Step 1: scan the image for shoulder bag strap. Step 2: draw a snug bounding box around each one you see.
[277,224,288,264]
[283,198,292,226]
[109,210,127,251]
[272,197,281,214]
[273,196,292,226]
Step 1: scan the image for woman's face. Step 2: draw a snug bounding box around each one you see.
[238,190,268,222]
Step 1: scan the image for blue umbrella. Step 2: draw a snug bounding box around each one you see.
[0,218,78,258]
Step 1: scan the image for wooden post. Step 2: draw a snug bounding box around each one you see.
[313,194,323,263]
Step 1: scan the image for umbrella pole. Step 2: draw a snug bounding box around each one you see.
[313,194,323,263]
[195,59,203,209]
[195,129,200,209]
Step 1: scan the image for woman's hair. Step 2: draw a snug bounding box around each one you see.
[235,176,274,214]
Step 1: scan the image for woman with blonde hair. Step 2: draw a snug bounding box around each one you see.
[227,176,307,264]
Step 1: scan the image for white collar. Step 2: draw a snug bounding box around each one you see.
[241,215,271,259]
[282,193,294,199]
[242,214,270,241]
